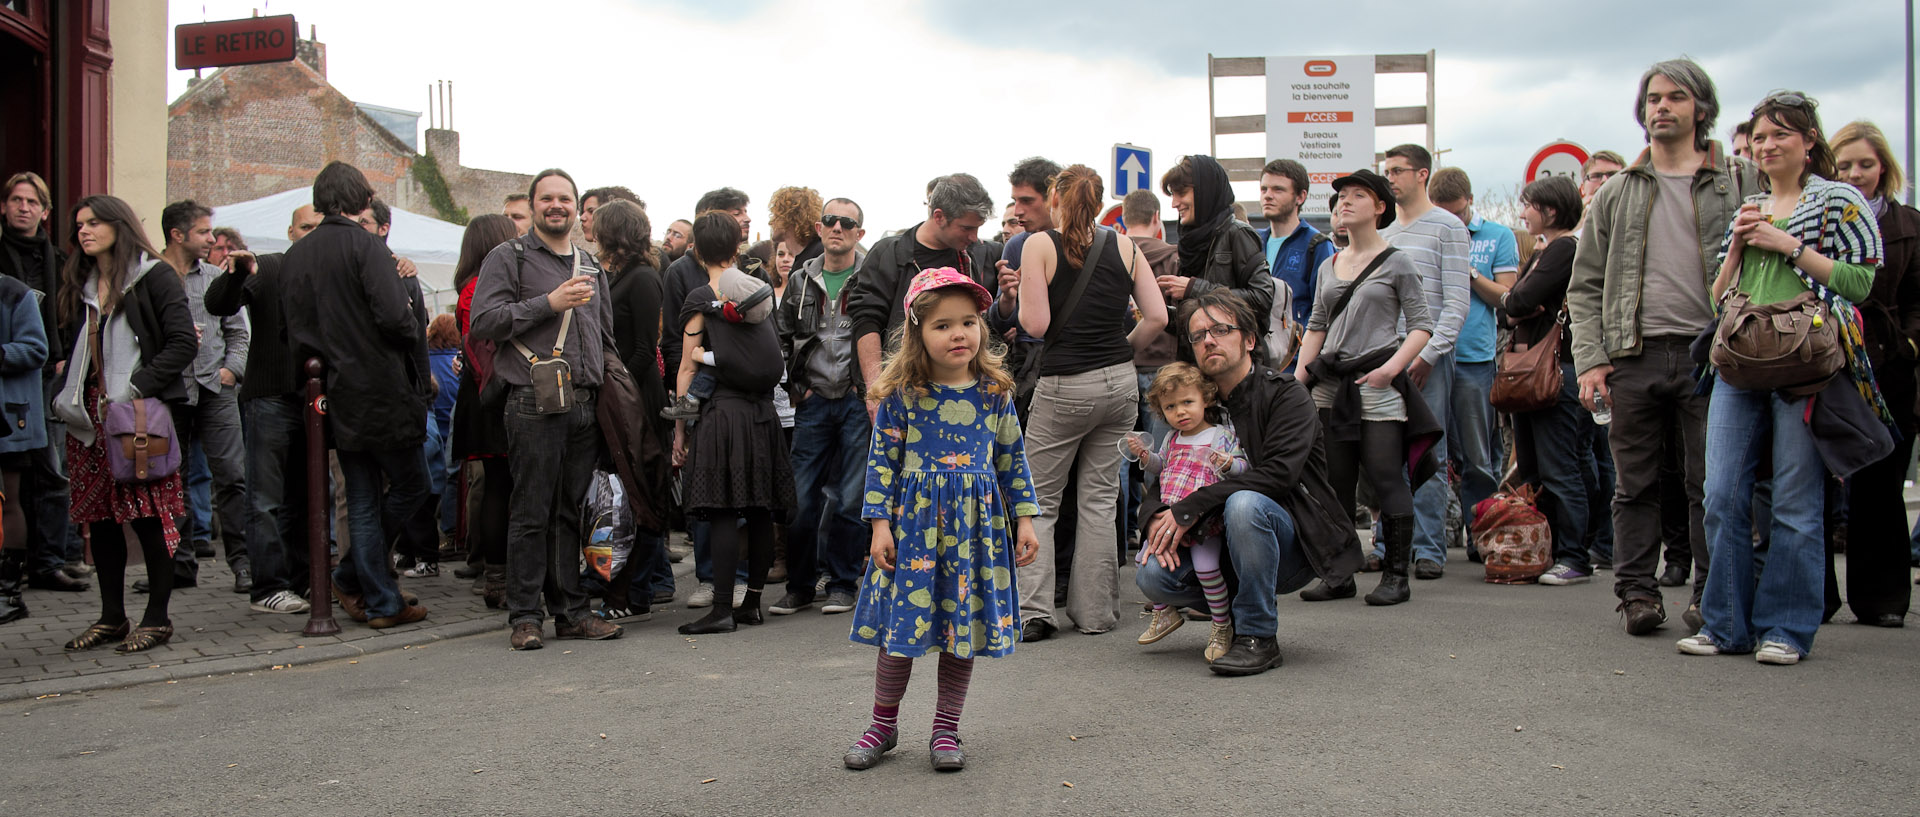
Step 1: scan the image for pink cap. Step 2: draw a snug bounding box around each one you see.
[903,266,993,322]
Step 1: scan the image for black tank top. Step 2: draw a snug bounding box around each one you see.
[1039,229,1134,377]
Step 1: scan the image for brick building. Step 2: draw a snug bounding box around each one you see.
[166,35,529,221]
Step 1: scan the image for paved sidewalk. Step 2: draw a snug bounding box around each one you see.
[0,537,694,702]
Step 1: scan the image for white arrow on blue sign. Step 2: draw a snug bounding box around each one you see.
[1112,144,1151,201]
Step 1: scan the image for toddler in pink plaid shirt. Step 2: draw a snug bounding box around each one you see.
[1127,363,1248,663]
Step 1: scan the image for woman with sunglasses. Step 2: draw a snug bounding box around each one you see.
[1679,92,1884,664]
[1824,120,1920,627]
[1294,169,1435,606]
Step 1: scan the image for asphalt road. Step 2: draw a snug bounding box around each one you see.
[3,561,1914,817]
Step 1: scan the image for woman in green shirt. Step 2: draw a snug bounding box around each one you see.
[1681,92,1884,665]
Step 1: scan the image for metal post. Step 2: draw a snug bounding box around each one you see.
[1207,53,1217,158]
[1907,0,1915,204]
[301,358,339,636]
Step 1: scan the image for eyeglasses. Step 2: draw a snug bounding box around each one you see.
[820,214,861,230]
[1186,324,1241,344]
[1584,170,1617,184]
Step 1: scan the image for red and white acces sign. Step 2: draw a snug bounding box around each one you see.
[1526,141,1590,183]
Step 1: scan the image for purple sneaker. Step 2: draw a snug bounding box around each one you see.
[1538,563,1591,586]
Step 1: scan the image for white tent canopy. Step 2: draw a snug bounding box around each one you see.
[210,187,463,311]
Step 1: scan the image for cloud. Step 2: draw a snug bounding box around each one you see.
[166,0,1917,240]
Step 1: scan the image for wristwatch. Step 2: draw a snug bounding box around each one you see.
[1788,245,1806,264]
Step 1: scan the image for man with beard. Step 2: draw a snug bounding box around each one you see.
[0,172,86,594]
[156,200,251,592]
[1257,159,1333,333]
[471,168,624,649]
[1136,290,1358,675]
[662,219,693,262]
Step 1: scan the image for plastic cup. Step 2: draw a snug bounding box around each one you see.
[1117,431,1151,462]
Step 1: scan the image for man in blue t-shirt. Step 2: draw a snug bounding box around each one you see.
[1429,167,1517,534]
[1255,160,1333,335]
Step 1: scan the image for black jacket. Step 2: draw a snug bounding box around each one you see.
[1139,365,1360,591]
[658,251,771,385]
[607,260,670,431]
[205,251,302,400]
[778,250,865,397]
[845,223,1001,346]
[1175,222,1275,338]
[281,216,429,451]
[1860,203,1920,432]
[51,259,198,406]
[1,228,67,369]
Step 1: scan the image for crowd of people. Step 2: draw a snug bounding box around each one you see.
[0,55,1916,770]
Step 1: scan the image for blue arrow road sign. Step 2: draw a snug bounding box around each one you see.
[1112,144,1151,200]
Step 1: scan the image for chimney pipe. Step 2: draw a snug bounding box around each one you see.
[448,81,454,130]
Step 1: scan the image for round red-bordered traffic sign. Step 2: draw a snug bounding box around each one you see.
[1525,141,1590,183]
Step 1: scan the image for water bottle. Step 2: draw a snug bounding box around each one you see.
[1591,393,1612,426]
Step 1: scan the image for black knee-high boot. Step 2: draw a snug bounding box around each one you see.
[1365,514,1413,606]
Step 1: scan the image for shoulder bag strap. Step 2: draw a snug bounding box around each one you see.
[1029,229,1109,372]
[1323,246,1398,330]
[510,247,582,361]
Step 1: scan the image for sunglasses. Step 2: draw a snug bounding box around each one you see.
[820,214,861,230]
[1753,91,1814,116]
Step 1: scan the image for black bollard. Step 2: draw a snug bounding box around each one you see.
[301,358,340,636]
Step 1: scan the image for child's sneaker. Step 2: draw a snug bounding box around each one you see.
[1136,606,1183,644]
[1675,634,1721,655]
[1204,621,1234,663]
[659,393,703,420]
[1756,641,1802,665]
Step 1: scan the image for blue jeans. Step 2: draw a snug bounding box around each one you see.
[785,392,869,598]
[1699,378,1825,655]
[1451,359,1498,527]
[1134,491,1306,639]
[243,395,309,601]
[1516,363,1593,571]
[1410,352,1456,564]
[334,446,429,619]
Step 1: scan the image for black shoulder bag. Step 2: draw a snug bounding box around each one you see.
[1015,230,1109,411]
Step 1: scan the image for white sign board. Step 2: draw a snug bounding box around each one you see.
[1265,55,1375,217]
[1112,144,1151,201]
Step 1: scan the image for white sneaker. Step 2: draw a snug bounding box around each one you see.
[687,582,715,608]
[1756,641,1802,665]
[1675,634,1720,655]
[732,584,747,607]
[401,562,439,579]
[250,590,312,614]
[814,574,830,595]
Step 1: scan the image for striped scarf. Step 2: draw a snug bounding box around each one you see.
[1717,175,1889,420]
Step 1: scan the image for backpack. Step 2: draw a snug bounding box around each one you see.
[1469,485,1551,584]
[1261,233,1327,369]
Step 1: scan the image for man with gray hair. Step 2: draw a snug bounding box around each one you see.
[1566,57,1758,636]
[847,172,1003,420]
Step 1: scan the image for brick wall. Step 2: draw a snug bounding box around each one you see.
[167,59,418,209]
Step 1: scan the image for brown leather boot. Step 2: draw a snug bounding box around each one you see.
[482,564,506,609]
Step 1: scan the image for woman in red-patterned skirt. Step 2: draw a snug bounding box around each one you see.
[49,196,198,654]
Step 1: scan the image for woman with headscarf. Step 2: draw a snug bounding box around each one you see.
[1157,155,1276,360]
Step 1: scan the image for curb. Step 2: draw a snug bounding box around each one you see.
[0,615,503,704]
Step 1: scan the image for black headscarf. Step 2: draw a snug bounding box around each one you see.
[1175,155,1235,279]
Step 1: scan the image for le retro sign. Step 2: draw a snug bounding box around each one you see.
[175,14,298,70]
[1266,55,1376,217]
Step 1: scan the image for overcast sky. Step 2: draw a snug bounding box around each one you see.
[166,0,1918,239]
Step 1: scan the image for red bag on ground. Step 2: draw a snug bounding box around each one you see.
[1470,486,1552,584]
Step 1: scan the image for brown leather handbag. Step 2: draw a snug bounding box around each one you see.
[1709,286,1842,395]
[1490,310,1564,413]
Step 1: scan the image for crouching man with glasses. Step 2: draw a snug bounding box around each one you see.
[1135,290,1361,676]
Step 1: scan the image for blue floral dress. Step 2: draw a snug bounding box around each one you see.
[850,380,1038,659]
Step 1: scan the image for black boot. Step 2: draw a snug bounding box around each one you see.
[0,550,28,624]
[1299,577,1356,601]
[734,589,764,626]
[1364,513,1413,606]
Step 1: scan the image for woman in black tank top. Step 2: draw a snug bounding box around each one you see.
[1010,164,1166,637]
